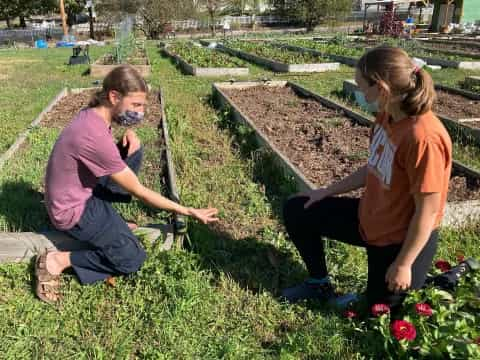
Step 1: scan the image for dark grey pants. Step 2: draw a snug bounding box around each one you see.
[66,146,146,284]
[283,195,438,307]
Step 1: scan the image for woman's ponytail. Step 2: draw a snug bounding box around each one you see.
[401,68,436,116]
[357,47,436,117]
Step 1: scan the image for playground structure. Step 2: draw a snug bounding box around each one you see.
[362,0,477,36]
[363,1,431,36]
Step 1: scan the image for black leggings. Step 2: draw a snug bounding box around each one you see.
[283,195,438,307]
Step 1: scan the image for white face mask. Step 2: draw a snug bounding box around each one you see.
[354,90,379,113]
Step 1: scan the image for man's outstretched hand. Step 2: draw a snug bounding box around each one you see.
[187,208,219,224]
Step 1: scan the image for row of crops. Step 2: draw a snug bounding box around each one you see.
[222,40,330,64]
[277,38,478,63]
[161,37,480,78]
[166,42,246,68]
[277,39,364,58]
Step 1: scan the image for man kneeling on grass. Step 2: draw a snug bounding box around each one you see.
[36,65,219,303]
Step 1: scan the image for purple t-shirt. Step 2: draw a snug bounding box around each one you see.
[45,108,127,230]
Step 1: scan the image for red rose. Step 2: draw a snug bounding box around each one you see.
[415,303,433,317]
[371,303,390,317]
[435,260,451,272]
[391,320,417,341]
[344,310,357,319]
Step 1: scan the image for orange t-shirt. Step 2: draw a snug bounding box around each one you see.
[359,111,452,246]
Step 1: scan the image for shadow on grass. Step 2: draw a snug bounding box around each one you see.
[186,221,380,357]
[187,222,306,297]
[0,180,50,232]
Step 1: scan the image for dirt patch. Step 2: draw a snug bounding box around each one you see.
[223,85,480,201]
[41,90,94,128]
[448,176,480,202]
[434,89,480,122]
[0,59,39,65]
[422,43,480,55]
[224,85,371,197]
[459,120,480,128]
[41,90,162,128]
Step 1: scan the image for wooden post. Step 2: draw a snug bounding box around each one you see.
[87,0,95,40]
[59,0,68,37]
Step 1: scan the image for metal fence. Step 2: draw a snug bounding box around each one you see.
[171,15,292,30]
[0,28,64,45]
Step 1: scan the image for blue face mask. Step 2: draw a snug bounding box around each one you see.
[114,110,145,126]
[354,90,379,114]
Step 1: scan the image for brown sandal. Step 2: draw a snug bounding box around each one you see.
[35,252,61,304]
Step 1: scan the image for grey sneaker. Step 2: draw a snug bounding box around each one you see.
[327,293,360,309]
[281,278,335,303]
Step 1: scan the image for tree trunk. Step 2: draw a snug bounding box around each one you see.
[6,18,11,29]
[88,6,95,40]
[19,16,26,28]
[306,20,315,32]
[209,11,216,37]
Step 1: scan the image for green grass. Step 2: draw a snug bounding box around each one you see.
[0,46,108,154]
[0,41,479,358]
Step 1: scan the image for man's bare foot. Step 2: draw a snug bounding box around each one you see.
[105,276,116,287]
[35,253,62,304]
[45,251,71,275]
[127,222,138,230]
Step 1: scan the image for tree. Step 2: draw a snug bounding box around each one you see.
[300,0,352,31]
[94,0,141,37]
[201,0,227,36]
[225,0,259,15]
[267,0,297,18]
[63,0,86,28]
[0,0,57,28]
[136,0,193,39]
[269,0,352,31]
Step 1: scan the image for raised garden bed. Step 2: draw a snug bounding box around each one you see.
[162,42,249,77]
[411,48,480,70]
[343,79,480,144]
[417,40,480,54]
[465,76,480,93]
[277,39,361,67]
[0,87,186,263]
[213,80,480,227]
[90,47,151,78]
[218,40,340,73]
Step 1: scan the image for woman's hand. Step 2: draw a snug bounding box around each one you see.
[385,262,412,293]
[302,188,331,209]
[187,207,219,224]
[122,129,141,156]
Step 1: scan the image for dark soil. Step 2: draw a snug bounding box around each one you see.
[223,85,480,201]
[101,49,149,65]
[224,85,370,197]
[434,89,480,122]
[422,42,480,55]
[460,121,480,128]
[41,90,162,128]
